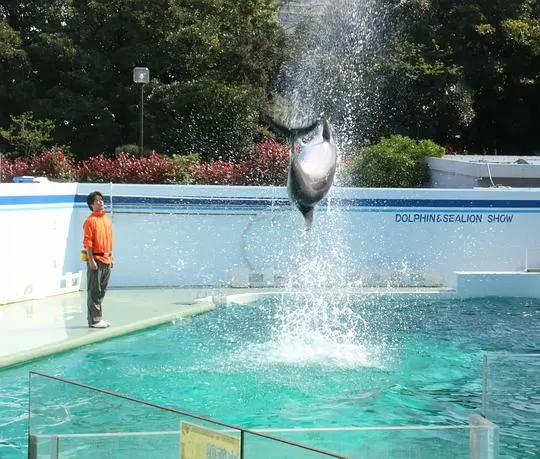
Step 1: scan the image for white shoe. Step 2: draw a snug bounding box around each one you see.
[91,320,110,328]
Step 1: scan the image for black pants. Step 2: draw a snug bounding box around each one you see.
[87,261,112,326]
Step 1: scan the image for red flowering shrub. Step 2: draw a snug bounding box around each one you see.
[0,150,75,182]
[115,152,174,184]
[29,149,76,181]
[1,138,290,185]
[76,154,114,182]
[190,160,242,185]
[1,156,31,181]
[77,152,174,183]
[190,138,289,186]
[241,138,289,185]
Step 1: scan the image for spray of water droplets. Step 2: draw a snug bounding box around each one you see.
[240,0,393,367]
[274,0,389,150]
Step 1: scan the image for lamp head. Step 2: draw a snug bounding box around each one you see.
[133,67,150,84]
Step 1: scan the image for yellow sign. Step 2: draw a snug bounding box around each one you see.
[180,421,241,459]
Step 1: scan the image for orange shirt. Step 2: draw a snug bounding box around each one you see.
[83,210,113,264]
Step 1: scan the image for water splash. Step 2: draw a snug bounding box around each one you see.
[275,0,388,150]
[220,291,388,369]
[262,200,370,366]
[257,0,392,366]
[287,207,350,287]
[269,292,379,366]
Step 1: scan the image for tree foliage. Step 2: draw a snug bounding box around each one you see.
[0,112,55,156]
[278,0,540,155]
[0,0,284,159]
[0,19,31,127]
[146,78,264,160]
[1,0,540,163]
[376,0,540,153]
[349,135,445,188]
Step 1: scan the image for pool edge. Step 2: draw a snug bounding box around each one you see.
[0,287,458,370]
[0,301,215,370]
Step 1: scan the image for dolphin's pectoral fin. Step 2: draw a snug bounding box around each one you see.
[299,205,314,231]
[322,119,332,141]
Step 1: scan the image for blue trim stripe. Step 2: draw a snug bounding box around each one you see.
[336,198,540,208]
[110,195,290,208]
[103,195,540,210]
[0,195,77,205]
[2,194,540,210]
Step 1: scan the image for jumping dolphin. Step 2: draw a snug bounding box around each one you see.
[286,119,337,230]
[266,95,338,229]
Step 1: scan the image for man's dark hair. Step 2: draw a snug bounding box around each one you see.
[87,191,103,210]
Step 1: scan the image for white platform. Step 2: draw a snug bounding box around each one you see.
[455,271,540,297]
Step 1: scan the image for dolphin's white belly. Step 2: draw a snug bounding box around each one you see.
[297,143,336,179]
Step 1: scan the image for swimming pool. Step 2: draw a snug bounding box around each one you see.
[1,293,539,458]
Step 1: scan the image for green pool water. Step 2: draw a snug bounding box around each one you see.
[1,294,539,458]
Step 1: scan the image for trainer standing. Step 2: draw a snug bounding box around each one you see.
[83,191,114,328]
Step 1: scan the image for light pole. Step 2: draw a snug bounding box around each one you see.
[133,67,150,155]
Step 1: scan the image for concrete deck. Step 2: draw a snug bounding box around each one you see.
[0,287,225,369]
[0,286,455,370]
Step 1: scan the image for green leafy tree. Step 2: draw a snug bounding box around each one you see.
[380,0,540,153]
[369,0,474,150]
[166,0,284,87]
[349,135,445,188]
[152,0,284,160]
[147,78,264,160]
[1,0,284,159]
[375,37,475,147]
[0,112,55,156]
[24,0,177,157]
[0,20,32,127]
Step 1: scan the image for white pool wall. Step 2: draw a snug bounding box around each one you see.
[1,181,540,304]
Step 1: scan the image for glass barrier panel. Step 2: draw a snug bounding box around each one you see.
[242,431,341,458]
[28,372,241,459]
[484,353,540,458]
[253,420,498,459]
[28,371,500,459]
[469,415,499,459]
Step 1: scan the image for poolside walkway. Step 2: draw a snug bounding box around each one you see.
[0,287,228,369]
[0,286,453,370]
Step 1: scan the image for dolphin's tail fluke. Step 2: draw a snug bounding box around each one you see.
[266,116,320,148]
[266,93,320,146]
[300,205,314,231]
